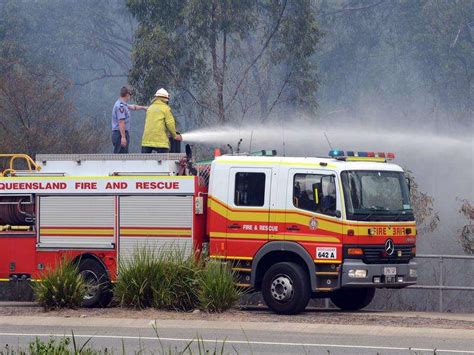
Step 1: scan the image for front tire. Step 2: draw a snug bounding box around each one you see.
[330,288,375,311]
[261,262,310,315]
[78,259,112,308]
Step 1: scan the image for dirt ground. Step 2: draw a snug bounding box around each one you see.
[0,302,473,330]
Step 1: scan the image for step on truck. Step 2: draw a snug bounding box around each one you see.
[0,149,417,314]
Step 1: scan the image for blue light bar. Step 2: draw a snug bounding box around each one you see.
[329,150,345,158]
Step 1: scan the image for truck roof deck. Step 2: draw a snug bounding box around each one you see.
[213,154,404,172]
[33,153,187,176]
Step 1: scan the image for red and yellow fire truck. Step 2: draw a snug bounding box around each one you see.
[0,149,417,314]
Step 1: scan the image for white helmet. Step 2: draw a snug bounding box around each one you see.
[154,88,169,99]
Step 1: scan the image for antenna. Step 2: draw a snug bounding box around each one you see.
[236,139,243,154]
[324,132,334,150]
[282,125,286,157]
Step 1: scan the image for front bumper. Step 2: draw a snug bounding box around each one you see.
[341,259,417,288]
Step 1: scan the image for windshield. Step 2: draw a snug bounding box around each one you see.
[341,170,414,221]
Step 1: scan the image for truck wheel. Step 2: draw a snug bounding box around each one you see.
[261,262,310,315]
[330,288,375,311]
[78,259,112,308]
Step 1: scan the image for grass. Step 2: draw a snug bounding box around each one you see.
[151,250,200,311]
[0,333,234,355]
[115,246,240,313]
[32,258,85,310]
[113,247,159,309]
[198,260,241,313]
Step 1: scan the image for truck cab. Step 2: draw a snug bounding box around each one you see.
[207,151,417,314]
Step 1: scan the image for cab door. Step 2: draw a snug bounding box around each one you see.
[285,169,343,263]
[225,168,272,258]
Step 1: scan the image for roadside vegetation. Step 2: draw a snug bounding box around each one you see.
[0,334,232,354]
[32,259,85,310]
[30,247,239,313]
[114,247,241,312]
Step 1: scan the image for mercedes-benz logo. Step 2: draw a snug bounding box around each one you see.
[385,239,395,256]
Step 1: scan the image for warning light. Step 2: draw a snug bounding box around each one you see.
[328,150,396,161]
[328,150,345,157]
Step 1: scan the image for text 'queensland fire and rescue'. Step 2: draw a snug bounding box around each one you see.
[74,182,180,190]
[0,181,180,191]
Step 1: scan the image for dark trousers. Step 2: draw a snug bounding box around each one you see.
[141,146,169,153]
[112,130,129,154]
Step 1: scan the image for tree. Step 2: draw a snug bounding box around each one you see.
[406,171,439,236]
[0,63,104,156]
[313,0,473,125]
[0,0,132,154]
[457,199,473,254]
[127,0,322,125]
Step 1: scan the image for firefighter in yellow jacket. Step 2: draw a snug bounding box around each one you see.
[141,88,182,153]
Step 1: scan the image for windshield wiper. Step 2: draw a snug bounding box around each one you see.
[393,210,413,221]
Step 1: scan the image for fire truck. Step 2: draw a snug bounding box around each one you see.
[0,149,417,314]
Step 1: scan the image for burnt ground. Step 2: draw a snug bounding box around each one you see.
[0,302,472,330]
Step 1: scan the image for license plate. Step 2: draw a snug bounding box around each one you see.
[384,267,397,276]
[316,247,337,260]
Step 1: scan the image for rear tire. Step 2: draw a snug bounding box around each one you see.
[78,259,112,308]
[261,262,310,315]
[330,288,375,311]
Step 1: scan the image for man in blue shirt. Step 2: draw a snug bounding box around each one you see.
[112,86,147,153]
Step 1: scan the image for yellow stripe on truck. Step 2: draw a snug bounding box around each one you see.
[40,229,113,236]
[120,229,191,236]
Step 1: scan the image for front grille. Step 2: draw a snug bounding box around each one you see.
[345,245,414,264]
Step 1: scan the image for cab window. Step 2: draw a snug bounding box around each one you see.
[235,172,265,206]
[293,174,337,216]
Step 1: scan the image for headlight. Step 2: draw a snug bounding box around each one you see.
[409,269,417,278]
[348,269,367,278]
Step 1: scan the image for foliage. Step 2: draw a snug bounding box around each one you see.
[127,0,322,125]
[0,0,133,154]
[113,246,159,309]
[32,259,85,310]
[315,0,473,124]
[115,247,238,312]
[151,250,201,311]
[406,170,439,236]
[0,334,231,355]
[0,63,105,157]
[198,260,240,312]
[457,198,473,254]
[115,246,202,310]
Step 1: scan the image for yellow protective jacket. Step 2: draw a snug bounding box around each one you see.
[141,98,178,149]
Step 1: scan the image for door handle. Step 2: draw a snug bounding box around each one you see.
[228,224,241,230]
[286,225,300,231]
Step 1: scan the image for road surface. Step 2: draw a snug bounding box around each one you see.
[0,312,473,354]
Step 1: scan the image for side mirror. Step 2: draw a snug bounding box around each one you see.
[405,177,411,192]
[335,210,342,218]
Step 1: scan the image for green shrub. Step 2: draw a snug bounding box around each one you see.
[151,249,201,311]
[116,247,240,313]
[32,258,85,310]
[114,246,160,309]
[198,261,240,312]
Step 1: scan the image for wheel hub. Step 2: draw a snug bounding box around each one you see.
[270,275,294,302]
[81,270,99,300]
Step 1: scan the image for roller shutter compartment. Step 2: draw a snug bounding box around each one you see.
[38,196,115,249]
[119,195,193,262]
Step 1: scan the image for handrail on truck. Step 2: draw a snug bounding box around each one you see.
[0,154,41,176]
